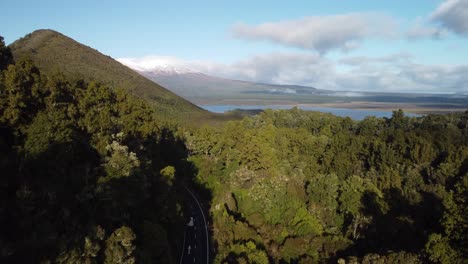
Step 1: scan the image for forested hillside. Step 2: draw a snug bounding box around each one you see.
[187,108,467,263]
[8,29,209,122]
[1,32,467,264]
[0,36,192,263]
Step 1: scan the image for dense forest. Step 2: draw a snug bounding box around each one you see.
[0,36,192,263]
[1,33,467,264]
[187,108,467,263]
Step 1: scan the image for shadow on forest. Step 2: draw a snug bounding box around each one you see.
[157,128,214,263]
[1,128,100,263]
[334,187,444,261]
[0,128,213,263]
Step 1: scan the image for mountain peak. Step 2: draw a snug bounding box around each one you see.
[9,30,206,118]
[30,29,61,35]
[146,64,197,75]
[10,29,68,50]
[117,57,199,75]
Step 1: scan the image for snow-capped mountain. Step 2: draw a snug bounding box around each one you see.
[119,62,323,100]
[146,64,198,76]
[116,56,200,75]
[118,61,468,107]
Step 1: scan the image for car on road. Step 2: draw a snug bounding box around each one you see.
[187,216,194,227]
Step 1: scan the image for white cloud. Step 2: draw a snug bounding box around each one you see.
[339,53,412,67]
[118,53,468,93]
[216,53,335,86]
[403,0,468,40]
[406,17,446,39]
[231,13,398,53]
[430,0,468,36]
[336,55,468,93]
[116,3,468,94]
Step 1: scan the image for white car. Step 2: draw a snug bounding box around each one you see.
[187,216,194,227]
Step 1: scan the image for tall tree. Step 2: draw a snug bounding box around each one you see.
[0,57,43,133]
[0,36,13,71]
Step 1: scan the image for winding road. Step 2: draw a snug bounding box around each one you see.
[179,186,209,264]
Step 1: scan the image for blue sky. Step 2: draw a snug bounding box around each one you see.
[2,0,468,93]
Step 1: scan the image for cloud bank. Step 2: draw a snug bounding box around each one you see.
[406,18,445,39]
[232,1,468,44]
[430,0,468,36]
[119,53,468,94]
[406,0,468,39]
[232,13,397,53]
[118,1,468,94]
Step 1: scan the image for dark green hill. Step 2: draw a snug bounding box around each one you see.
[8,29,209,121]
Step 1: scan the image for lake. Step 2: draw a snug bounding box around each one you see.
[200,105,421,120]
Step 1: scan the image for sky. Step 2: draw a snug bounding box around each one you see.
[2,0,468,93]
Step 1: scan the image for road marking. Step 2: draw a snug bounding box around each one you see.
[184,185,209,264]
[179,230,186,264]
[195,233,197,239]
[194,257,196,263]
[188,245,191,255]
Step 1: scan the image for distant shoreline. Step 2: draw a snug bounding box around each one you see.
[193,99,467,115]
[297,102,467,115]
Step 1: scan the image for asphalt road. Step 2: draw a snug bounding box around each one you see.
[180,187,209,264]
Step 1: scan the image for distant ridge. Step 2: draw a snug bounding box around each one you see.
[131,63,468,109]
[135,66,325,99]
[8,29,207,119]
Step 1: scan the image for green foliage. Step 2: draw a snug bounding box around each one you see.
[0,57,43,132]
[339,176,381,218]
[104,226,136,264]
[55,225,106,263]
[78,81,119,151]
[100,139,140,182]
[160,165,175,186]
[425,233,460,264]
[0,56,188,263]
[289,206,323,236]
[280,238,308,262]
[425,173,468,263]
[24,108,75,158]
[307,174,341,230]
[189,107,467,263]
[342,251,422,264]
[218,241,269,264]
[0,35,13,71]
[1,34,467,263]
[8,29,211,123]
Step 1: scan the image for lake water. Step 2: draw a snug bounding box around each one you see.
[200,105,421,120]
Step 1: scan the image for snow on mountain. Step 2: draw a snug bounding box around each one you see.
[117,56,198,75]
[146,64,198,75]
[117,56,324,99]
